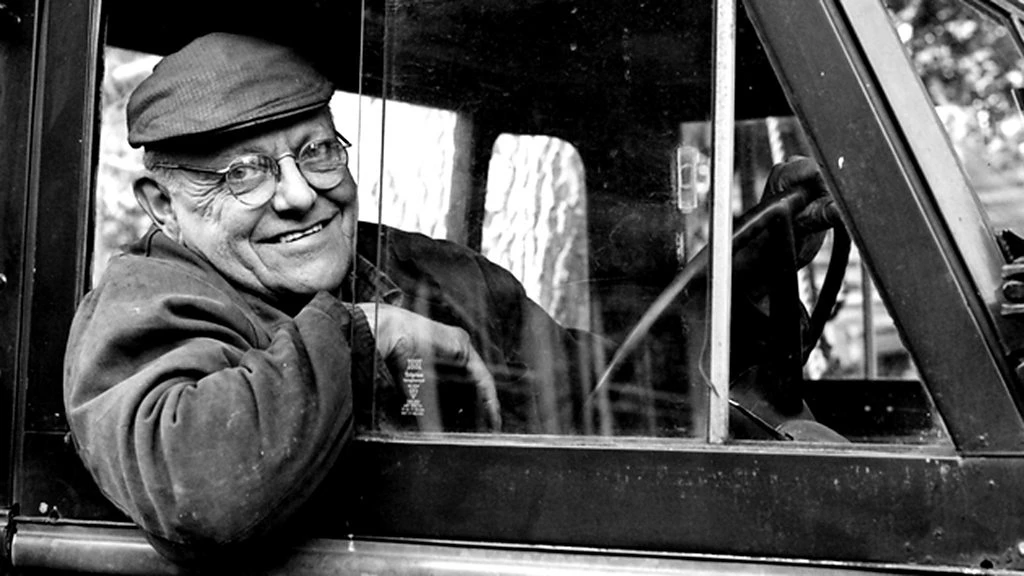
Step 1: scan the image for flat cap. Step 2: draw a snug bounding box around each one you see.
[127,33,334,148]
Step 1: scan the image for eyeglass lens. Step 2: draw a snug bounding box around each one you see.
[229,138,349,205]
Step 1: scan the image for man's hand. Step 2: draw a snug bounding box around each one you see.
[760,156,838,268]
[357,303,502,431]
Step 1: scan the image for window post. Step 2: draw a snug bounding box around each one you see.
[708,0,736,443]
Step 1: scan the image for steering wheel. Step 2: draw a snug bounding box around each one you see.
[590,188,850,439]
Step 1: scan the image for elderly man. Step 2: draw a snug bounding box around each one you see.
[64,32,835,566]
[66,31,608,564]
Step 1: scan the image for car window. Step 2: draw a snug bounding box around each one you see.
[329,92,457,239]
[886,0,1024,236]
[94,12,950,447]
[352,1,950,445]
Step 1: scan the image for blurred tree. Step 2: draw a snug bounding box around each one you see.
[886,0,1024,175]
[94,48,157,286]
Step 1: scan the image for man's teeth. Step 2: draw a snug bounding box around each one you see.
[277,222,324,243]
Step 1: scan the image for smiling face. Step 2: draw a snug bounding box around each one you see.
[146,109,358,299]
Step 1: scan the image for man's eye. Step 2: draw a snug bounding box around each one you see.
[302,140,333,158]
[224,159,270,186]
[300,140,344,170]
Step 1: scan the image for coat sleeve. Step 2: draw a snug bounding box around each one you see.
[63,259,374,551]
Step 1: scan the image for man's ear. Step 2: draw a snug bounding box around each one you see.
[134,177,181,240]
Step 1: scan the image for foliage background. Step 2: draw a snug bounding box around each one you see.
[886,0,1024,230]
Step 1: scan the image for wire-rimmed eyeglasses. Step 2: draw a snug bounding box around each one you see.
[151,133,352,207]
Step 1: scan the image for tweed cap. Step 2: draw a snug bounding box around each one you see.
[127,33,334,148]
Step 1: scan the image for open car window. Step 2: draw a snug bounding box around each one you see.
[93,5,951,447]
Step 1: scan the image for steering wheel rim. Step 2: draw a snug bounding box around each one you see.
[589,189,849,435]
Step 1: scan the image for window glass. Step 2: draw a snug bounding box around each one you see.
[363,1,948,445]
[707,116,941,445]
[330,92,456,238]
[367,1,718,438]
[482,135,591,331]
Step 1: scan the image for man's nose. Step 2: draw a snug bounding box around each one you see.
[270,156,317,213]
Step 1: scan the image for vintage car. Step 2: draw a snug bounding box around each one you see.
[2,0,1024,573]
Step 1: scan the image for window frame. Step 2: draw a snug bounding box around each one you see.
[0,0,38,514]
[763,0,1024,452]
[10,0,106,523]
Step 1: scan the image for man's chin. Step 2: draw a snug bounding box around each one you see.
[273,265,350,297]
[252,243,353,294]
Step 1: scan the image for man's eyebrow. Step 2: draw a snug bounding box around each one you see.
[197,145,269,168]
[218,131,336,161]
[219,144,267,158]
[296,128,338,147]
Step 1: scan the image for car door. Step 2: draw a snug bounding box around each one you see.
[5,0,1024,574]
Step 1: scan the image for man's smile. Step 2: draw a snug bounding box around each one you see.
[274,221,325,243]
[261,214,337,244]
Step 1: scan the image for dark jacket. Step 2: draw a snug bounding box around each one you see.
[63,222,585,563]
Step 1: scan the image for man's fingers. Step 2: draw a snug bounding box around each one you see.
[429,323,471,365]
[464,347,502,431]
[771,156,817,189]
[767,156,828,199]
[794,196,838,235]
[429,325,502,431]
[378,307,501,428]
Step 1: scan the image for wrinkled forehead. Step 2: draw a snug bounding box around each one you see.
[145,107,336,166]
